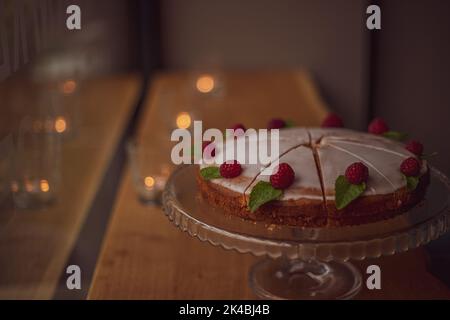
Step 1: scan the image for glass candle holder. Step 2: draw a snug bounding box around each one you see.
[127,140,174,204]
[11,116,62,209]
[32,50,86,140]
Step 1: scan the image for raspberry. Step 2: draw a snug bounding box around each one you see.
[400,157,420,177]
[267,118,286,130]
[219,160,242,178]
[321,113,344,128]
[270,163,295,189]
[405,140,424,156]
[345,162,369,185]
[202,141,215,158]
[368,117,389,135]
[230,123,246,136]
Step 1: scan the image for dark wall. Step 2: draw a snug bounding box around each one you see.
[0,0,139,82]
[160,0,371,130]
[373,0,450,175]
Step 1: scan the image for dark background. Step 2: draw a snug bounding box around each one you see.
[2,0,449,175]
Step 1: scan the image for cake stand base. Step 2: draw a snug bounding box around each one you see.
[249,258,362,300]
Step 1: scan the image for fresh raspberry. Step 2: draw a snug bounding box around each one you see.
[219,160,242,178]
[321,113,344,128]
[229,123,246,136]
[270,163,295,189]
[368,117,389,135]
[202,141,215,158]
[345,162,369,185]
[400,157,420,177]
[405,140,424,156]
[267,118,286,130]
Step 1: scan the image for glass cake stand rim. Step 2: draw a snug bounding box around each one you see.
[162,165,450,261]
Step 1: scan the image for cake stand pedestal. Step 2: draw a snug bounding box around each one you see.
[162,165,450,300]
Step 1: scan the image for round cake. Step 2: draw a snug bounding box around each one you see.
[198,127,429,227]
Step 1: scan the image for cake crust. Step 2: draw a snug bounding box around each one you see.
[198,169,429,227]
[197,172,327,227]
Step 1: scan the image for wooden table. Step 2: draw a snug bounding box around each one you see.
[0,74,140,299]
[88,71,450,299]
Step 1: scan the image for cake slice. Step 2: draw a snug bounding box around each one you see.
[244,145,326,227]
[316,134,429,226]
[198,127,311,216]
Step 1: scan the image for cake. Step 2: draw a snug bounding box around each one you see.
[197,127,429,227]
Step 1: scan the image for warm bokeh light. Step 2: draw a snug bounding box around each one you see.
[176,112,192,129]
[11,181,19,193]
[61,80,77,94]
[40,179,50,193]
[144,176,155,189]
[54,116,67,133]
[25,180,34,193]
[196,75,215,93]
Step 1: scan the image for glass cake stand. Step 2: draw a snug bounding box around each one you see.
[162,165,450,300]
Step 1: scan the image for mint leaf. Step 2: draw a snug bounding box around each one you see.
[383,131,408,141]
[248,181,282,212]
[200,167,221,180]
[335,175,366,210]
[285,119,295,128]
[403,174,419,191]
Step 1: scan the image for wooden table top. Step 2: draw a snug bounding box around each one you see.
[0,74,140,299]
[88,70,450,300]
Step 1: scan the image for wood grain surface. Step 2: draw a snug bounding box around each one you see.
[88,71,450,300]
[0,74,140,299]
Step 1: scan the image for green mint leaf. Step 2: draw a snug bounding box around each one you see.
[285,119,295,128]
[200,167,222,180]
[335,175,366,210]
[403,174,419,191]
[248,181,282,212]
[383,131,408,141]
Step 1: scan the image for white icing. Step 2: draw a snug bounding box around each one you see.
[200,128,310,193]
[200,127,427,201]
[245,146,322,200]
[320,136,418,196]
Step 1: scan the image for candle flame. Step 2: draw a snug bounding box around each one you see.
[55,117,67,133]
[176,112,192,129]
[196,75,215,93]
[61,80,77,94]
[40,179,50,192]
[144,176,155,189]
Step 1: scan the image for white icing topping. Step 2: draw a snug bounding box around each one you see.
[200,128,310,193]
[200,127,427,201]
[246,146,322,200]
